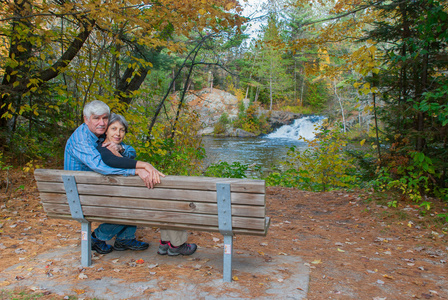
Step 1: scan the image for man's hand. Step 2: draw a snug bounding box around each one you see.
[103,142,123,157]
[135,163,165,189]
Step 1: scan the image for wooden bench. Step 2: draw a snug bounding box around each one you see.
[34,169,270,282]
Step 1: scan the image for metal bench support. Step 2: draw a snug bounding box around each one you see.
[217,183,233,282]
[62,175,91,267]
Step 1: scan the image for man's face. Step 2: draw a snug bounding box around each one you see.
[84,113,109,136]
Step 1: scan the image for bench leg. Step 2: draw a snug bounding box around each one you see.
[80,221,92,267]
[223,234,233,282]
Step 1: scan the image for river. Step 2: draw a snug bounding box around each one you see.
[201,115,325,176]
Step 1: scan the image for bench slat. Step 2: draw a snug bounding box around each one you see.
[39,193,265,218]
[46,214,269,236]
[34,169,265,194]
[43,203,266,231]
[37,182,265,206]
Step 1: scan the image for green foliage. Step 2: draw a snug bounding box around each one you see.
[204,161,248,179]
[304,80,329,112]
[282,105,315,115]
[266,127,360,191]
[361,0,448,195]
[373,151,448,206]
[213,112,230,135]
[233,102,271,135]
[129,106,206,176]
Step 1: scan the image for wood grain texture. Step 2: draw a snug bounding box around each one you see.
[36,169,270,235]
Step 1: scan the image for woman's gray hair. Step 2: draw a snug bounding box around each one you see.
[83,100,110,119]
[108,113,129,133]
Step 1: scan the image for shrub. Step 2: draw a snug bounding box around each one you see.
[266,127,360,191]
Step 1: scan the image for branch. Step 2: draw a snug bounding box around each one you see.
[299,0,388,28]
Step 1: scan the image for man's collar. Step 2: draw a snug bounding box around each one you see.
[97,134,106,144]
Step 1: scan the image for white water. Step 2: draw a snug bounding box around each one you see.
[266,115,326,140]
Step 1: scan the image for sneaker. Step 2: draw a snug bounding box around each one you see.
[113,238,149,251]
[167,242,197,256]
[91,233,113,254]
[157,241,169,255]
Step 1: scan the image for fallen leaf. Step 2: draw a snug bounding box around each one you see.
[258,251,265,256]
[383,274,394,280]
[136,259,144,264]
[278,252,288,255]
[78,273,88,279]
[311,259,322,264]
[337,248,345,252]
[148,264,158,269]
[74,289,85,295]
[212,237,220,242]
[232,276,239,281]
[112,259,119,264]
[0,281,10,287]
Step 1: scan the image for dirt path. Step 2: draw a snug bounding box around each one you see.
[0,171,447,299]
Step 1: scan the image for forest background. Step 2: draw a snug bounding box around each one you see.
[0,0,447,222]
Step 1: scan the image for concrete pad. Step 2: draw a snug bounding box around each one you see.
[0,245,309,299]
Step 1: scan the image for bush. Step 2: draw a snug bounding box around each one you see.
[266,127,360,191]
[214,112,230,135]
[204,161,248,178]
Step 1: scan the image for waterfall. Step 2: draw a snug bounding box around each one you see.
[266,115,326,140]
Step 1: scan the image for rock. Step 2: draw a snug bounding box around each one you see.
[231,128,257,137]
[262,109,302,130]
[185,88,239,128]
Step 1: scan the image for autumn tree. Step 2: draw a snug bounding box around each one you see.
[0,0,244,160]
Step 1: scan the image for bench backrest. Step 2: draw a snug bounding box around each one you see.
[34,169,269,236]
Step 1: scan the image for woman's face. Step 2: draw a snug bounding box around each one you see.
[106,121,126,144]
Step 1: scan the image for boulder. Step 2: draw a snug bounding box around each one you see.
[262,109,302,130]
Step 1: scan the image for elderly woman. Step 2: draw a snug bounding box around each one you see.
[97,113,197,256]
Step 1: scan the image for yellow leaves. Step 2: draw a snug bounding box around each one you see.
[232,276,239,281]
[337,248,345,253]
[225,2,236,10]
[311,259,322,264]
[198,8,206,15]
[360,139,366,146]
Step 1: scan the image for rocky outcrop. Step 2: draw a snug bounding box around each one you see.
[261,110,302,130]
[185,88,240,128]
[185,88,301,136]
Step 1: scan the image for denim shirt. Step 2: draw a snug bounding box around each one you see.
[64,123,135,176]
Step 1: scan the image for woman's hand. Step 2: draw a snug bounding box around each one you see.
[103,142,123,157]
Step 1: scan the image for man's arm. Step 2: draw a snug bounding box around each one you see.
[66,138,135,176]
[122,144,136,159]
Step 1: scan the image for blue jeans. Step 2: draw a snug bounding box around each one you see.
[94,223,136,241]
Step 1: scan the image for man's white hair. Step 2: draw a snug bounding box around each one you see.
[83,100,110,119]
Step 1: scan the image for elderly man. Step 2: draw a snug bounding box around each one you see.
[64,100,162,254]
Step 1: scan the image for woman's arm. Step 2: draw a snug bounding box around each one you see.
[97,144,137,169]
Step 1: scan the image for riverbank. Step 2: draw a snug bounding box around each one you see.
[1,169,447,299]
